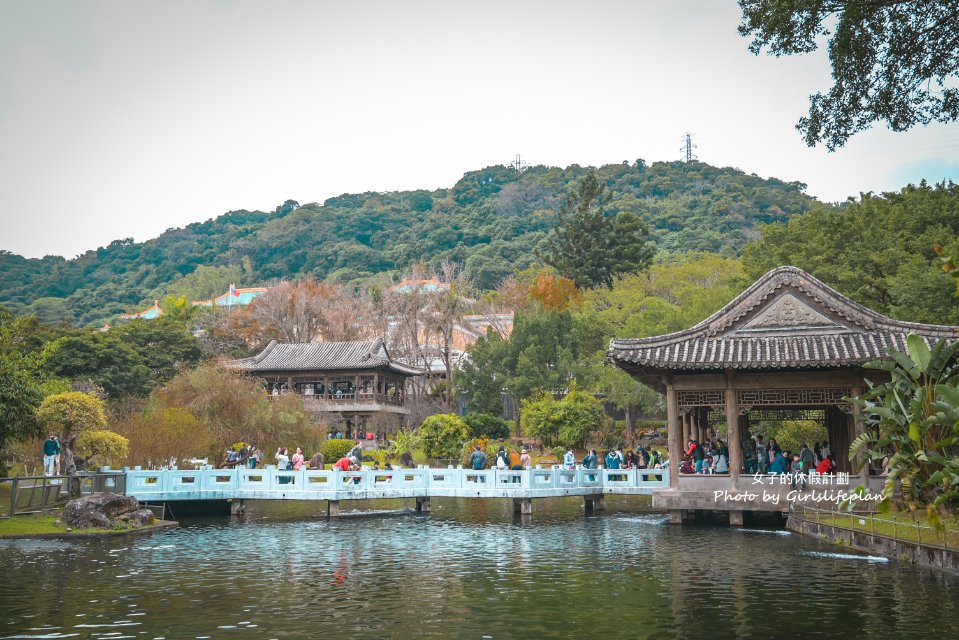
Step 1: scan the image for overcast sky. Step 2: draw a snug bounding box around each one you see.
[1,0,957,259]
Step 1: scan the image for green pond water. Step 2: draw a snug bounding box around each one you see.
[1,496,958,639]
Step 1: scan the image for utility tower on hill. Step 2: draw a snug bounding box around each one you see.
[680,133,698,163]
[510,153,529,172]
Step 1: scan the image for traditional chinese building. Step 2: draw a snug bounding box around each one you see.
[119,300,163,321]
[226,337,424,437]
[192,284,268,308]
[607,266,957,524]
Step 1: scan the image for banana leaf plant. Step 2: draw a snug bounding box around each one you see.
[849,334,959,510]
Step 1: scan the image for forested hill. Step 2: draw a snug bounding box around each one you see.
[0,160,821,326]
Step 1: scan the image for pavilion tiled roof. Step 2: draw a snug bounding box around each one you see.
[608,266,957,376]
[227,337,424,376]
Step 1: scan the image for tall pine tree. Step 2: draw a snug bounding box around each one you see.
[542,173,653,289]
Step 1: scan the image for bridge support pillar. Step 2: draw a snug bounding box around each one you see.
[729,510,744,527]
[328,500,340,518]
[415,497,431,513]
[230,499,245,516]
[669,509,683,524]
[513,498,533,515]
[584,495,605,512]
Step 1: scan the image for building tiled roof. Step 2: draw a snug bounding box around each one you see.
[608,266,957,377]
[193,286,268,307]
[227,337,424,376]
[119,300,162,320]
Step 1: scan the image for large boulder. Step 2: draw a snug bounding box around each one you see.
[117,508,155,528]
[64,494,141,529]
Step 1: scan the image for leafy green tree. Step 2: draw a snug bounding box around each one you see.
[455,330,512,416]
[742,183,959,325]
[36,392,107,481]
[110,318,202,382]
[43,333,154,397]
[457,307,606,432]
[592,366,663,437]
[766,420,827,454]
[463,413,511,440]
[0,363,44,456]
[586,253,746,338]
[521,389,604,449]
[76,429,129,469]
[418,414,470,460]
[542,173,653,289]
[43,318,201,398]
[0,310,45,455]
[739,1,959,149]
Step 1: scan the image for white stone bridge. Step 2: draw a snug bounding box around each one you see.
[123,466,669,516]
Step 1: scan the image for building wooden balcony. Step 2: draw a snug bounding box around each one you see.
[270,391,410,415]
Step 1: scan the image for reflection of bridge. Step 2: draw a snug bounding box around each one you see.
[124,467,669,516]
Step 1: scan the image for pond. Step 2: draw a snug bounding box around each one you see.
[2,497,958,639]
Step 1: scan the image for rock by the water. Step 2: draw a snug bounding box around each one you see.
[127,509,155,528]
[64,494,142,529]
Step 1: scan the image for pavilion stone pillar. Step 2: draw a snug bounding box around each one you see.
[725,374,741,489]
[666,379,681,490]
[691,411,700,442]
[682,412,691,448]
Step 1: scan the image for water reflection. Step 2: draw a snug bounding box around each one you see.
[1,496,957,639]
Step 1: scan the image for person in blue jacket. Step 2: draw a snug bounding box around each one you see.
[768,450,788,474]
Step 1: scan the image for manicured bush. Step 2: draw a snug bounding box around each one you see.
[321,438,355,462]
[419,414,470,460]
[463,413,511,440]
[521,389,604,449]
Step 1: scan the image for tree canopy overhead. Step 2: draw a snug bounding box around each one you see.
[739,0,959,149]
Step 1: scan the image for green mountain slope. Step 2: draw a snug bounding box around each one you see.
[0,160,821,326]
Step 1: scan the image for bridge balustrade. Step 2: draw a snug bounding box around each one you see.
[123,466,668,502]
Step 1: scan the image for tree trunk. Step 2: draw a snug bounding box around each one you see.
[59,430,81,497]
[624,404,636,446]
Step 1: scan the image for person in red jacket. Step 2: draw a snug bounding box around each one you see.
[333,456,352,472]
[815,456,834,475]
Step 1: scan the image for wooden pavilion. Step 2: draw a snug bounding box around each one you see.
[608,266,956,524]
[227,337,424,437]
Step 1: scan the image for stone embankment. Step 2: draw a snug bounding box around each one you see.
[787,512,959,573]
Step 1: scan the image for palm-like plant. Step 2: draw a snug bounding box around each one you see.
[850,335,959,509]
[386,428,422,459]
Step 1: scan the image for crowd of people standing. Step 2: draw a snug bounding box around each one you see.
[680,435,836,479]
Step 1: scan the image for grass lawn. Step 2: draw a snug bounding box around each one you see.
[807,508,959,548]
[0,510,171,538]
[0,512,114,537]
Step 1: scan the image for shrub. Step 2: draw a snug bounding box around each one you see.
[321,439,355,462]
[420,414,470,459]
[386,428,422,458]
[521,389,604,449]
[463,413,511,440]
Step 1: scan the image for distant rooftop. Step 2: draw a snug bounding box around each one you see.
[226,337,424,376]
[193,285,268,308]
